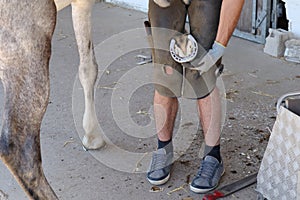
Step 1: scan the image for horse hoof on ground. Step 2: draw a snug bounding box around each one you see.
[82,134,105,150]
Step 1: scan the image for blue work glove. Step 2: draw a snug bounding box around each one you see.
[193,41,225,75]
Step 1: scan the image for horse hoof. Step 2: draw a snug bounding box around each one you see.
[82,134,105,150]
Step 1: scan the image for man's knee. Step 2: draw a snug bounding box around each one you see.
[154,90,178,105]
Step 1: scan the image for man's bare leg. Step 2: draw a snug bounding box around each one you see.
[189,87,224,193]
[154,90,178,142]
[197,88,221,148]
[147,90,178,185]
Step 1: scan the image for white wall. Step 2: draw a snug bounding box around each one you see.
[283,0,300,38]
[106,0,148,13]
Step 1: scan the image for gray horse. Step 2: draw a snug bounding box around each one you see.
[0,0,105,199]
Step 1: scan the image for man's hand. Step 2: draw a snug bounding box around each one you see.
[194,41,225,75]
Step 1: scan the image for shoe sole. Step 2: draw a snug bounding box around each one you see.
[189,169,225,194]
[189,183,218,194]
[147,173,170,186]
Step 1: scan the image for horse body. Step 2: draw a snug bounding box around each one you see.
[0,0,104,199]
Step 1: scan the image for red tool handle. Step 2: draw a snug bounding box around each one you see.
[202,191,225,200]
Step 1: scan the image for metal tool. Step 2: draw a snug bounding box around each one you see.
[276,92,300,115]
[136,54,152,65]
[202,172,258,200]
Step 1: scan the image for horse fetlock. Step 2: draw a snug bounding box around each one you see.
[82,133,105,150]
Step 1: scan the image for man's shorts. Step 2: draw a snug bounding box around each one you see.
[148,0,222,99]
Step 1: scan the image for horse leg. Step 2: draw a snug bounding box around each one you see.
[54,0,72,11]
[0,67,58,200]
[71,0,105,149]
[0,1,57,199]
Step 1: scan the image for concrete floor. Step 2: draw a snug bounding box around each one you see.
[0,2,300,200]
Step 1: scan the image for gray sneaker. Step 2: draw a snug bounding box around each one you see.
[147,148,173,185]
[190,155,225,193]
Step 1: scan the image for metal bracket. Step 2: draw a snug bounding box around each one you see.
[254,10,268,30]
[271,11,276,23]
[136,54,152,65]
[256,11,268,29]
